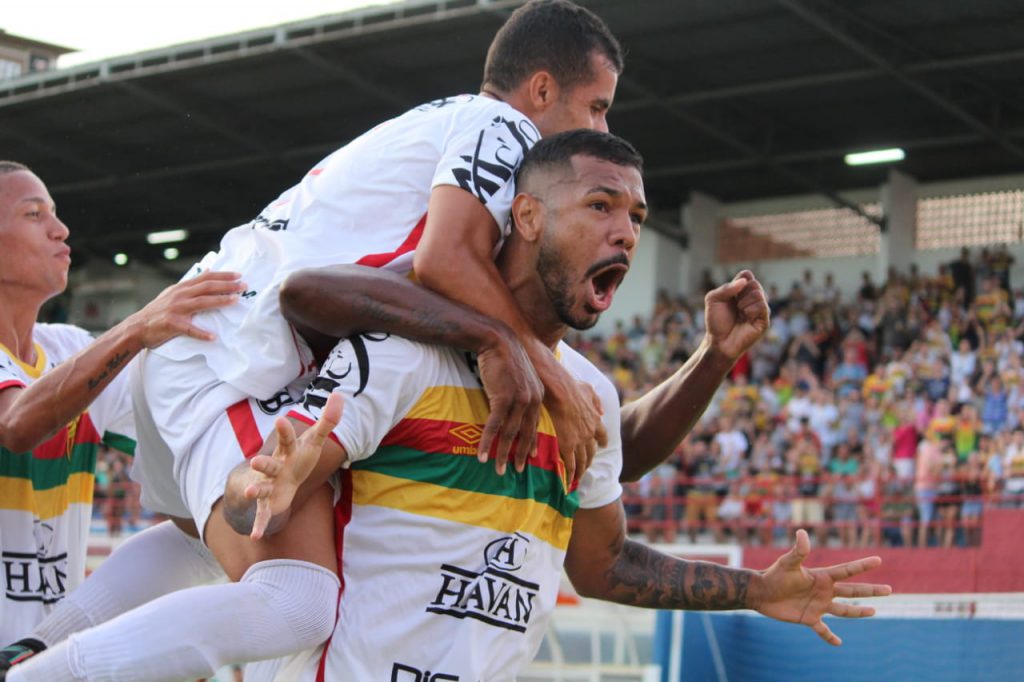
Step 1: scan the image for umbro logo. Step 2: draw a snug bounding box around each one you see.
[450,424,483,445]
[449,424,483,455]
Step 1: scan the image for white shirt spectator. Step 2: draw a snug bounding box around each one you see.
[713,429,749,473]
[950,348,977,387]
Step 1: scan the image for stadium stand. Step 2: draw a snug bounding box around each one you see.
[4,1,1024,679]
[578,251,1024,549]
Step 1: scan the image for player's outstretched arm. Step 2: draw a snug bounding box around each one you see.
[223,393,346,540]
[619,271,769,481]
[565,501,891,646]
[0,270,243,453]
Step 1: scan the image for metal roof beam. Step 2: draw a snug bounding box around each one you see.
[776,0,1024,163]
[645,128,1024,178]
[617,73,883,227]
[47,140,338,195]
[614,46,1024,113]
[290,47,410,109]
[112,81,273,155]
[0,120,111,176]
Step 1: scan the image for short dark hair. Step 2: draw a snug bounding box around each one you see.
[517,129,642,188]
[0,161,30,175]
[483,0,623,93]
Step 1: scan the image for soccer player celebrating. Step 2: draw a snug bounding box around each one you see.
[0,162,241,664]
[8,3,769,678]
[233,131,892,680]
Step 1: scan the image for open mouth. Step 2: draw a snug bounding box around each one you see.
[586,261,628,312]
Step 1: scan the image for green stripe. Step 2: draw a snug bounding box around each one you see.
[353,445,579,518]
[0,442,98,491]
[103,431,136,457]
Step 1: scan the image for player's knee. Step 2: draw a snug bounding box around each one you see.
[241,559,340,648]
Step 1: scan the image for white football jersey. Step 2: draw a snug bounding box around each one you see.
[153,95,540,399]
[0,324,135,643]
[245,337,622,681]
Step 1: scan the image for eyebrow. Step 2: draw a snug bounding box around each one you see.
[19,196,55,209]
[586,185,648,212]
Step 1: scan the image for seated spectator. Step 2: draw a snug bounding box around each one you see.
[934,442,961,548]
[640,462,680,544]
[832,345,868,398]
[982,376,1010,434]
[789,438,824,545]
[959,454,985,546]
[829,472,860,547]
[856,460,881,547]
[683,438,719,542]
[880,465,915,547]
[715,481,747,544]
[915,432,944,547]
[1004,429,1024,507]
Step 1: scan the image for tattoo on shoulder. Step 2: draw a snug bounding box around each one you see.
[86,350,132,391]
[606,540,750,611]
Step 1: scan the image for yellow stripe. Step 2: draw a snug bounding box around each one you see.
[0,472,94,518]
[404,386,556,437]
[352,470,573,550]
[0,341,47,379]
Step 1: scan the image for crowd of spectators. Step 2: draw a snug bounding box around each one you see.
[570,245,1024,549]
[92,446,142,537]
[84,246,1024,546]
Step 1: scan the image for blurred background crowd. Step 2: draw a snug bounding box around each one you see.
[84,246,1024,549]
[569,245,1024,549]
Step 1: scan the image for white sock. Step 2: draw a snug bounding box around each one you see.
[30,521,223,648]
[10,559,339,682]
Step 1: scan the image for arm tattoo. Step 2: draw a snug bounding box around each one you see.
[605,539,753,610]
[350,292,466,343]
[86,349,132,391]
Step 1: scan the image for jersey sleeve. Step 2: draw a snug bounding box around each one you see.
[290,334,430,464]
[431,108,541,238]
[561,344,624,510]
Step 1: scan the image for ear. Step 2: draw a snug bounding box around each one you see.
[524,70,560,111]
[511,193,543,243]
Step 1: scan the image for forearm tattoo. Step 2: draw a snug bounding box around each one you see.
[605,539,753,610]
[86,349,132,391]
[350,292,464,341]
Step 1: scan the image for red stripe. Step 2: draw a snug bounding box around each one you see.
[317,469,353,682]
[0,380,25,392]
[286,410,342,448]
[226,400,263,459]
[34,414,101,460]
[354,214,427,269]
[381,417,562,473]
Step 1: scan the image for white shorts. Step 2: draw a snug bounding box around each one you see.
[130,350,303,541]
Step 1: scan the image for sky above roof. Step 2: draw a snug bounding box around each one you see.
[3,0,399,67]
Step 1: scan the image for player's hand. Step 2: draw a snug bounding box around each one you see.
[244,393,343,540]
[129,270,246,348]
[543,358,607,485]
[476,331,543,476]
[704,270,770,362]
[749,529,892,646]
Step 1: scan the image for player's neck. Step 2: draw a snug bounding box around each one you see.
[0,299,41,364]
[497,251,565,351]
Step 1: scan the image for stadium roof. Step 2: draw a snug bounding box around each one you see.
[1,0,1022,265]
